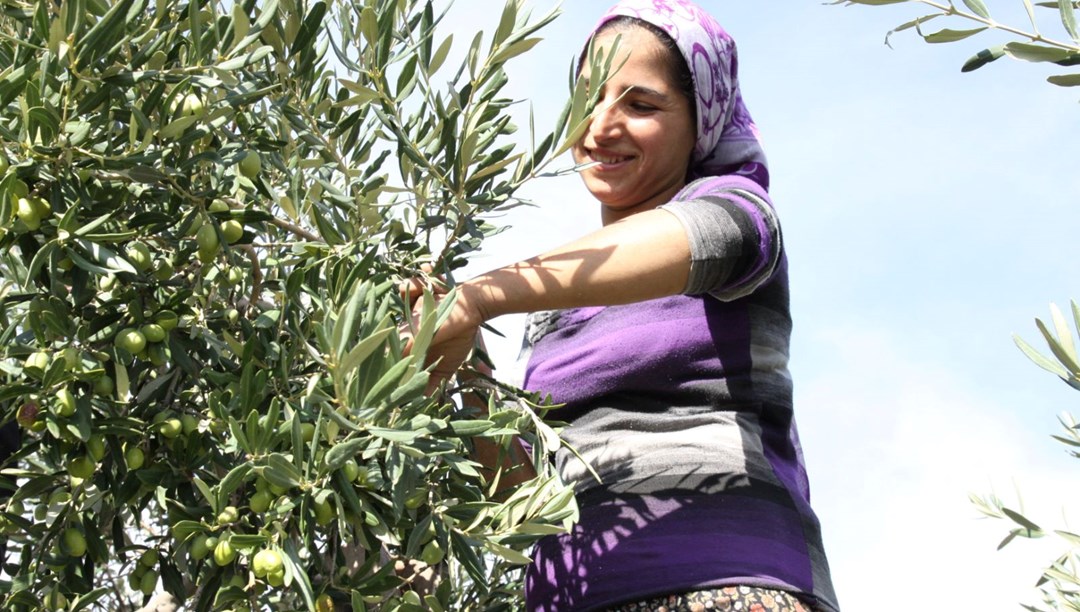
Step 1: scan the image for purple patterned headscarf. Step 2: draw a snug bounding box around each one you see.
[587,0,769,190]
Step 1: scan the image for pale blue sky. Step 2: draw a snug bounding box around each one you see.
[445,2,1080,609]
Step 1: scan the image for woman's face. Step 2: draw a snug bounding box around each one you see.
[573,26,696,224]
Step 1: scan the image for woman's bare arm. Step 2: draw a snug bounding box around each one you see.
[469,207,689,319]
[417,208,690,385]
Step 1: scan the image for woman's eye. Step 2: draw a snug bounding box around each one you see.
[629,102,657,113]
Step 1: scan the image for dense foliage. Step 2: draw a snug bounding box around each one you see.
[0,0,610,609]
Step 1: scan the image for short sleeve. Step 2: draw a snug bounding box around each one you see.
[659,176,782,301]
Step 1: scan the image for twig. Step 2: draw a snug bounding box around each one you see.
[268,216,321,242]
[916,0,1080,51]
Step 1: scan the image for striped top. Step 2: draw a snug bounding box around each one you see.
[521,176,839,611]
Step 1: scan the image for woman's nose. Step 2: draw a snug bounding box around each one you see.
[587,101,622,142]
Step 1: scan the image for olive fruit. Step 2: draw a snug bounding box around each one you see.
[189,534,211,560]
[313,497,334,526]
[54,388,77,418]
[125,242,153,272]
[115,328,147,354]
[62,528,87,557]
[86,435,106,461]
[216,505,239,525]
[67,456,95,480]
[238,151,261,178]
[420,540,445,566]
[155,310,179,331]
[15,197,43,230]
[220,219,244,244]
[25,351,50,371]
[157,418,182,439]
[252,548,284,578]
[124,446,145,470]
[139,569,158,596]
[179,93,205,116]
[249,490,273,514]
[141,323,166,343]
[213,539,236,566]
[340,459,359,483]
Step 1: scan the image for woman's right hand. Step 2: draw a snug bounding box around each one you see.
[400,275,490,393]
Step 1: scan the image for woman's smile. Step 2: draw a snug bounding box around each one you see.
[584,147,635,168]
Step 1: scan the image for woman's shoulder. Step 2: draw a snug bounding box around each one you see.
[674,174,770,204]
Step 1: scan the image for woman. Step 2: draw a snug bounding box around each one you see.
[419,1,839,610]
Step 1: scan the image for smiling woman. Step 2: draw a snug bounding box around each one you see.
[573,24,697,221]
[416,1,841,610]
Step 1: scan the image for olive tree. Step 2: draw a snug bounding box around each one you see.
[0,0,610,609]
[833,1,1080,609]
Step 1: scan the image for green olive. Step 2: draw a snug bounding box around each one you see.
[93,375,114,396]
[62,528,87,557]
[15,197,41,230]
[340,459,359,483]
[97,274,118,292]
[249,490,273,514]
[126,242,153,272]
[86,435,106,462]
[313,497,335,526]
[125,446,145,470]
[153,258,174,281]
[220,220,244,244]
[212,539,236,566]
[25,351,50,371]
[216,505,239,525]
[155,310,179,331]
[114,328,147,354]
[189,533,211,560]
[139,568,158,596]
[195,223,219,253]
[157,418,182,439]
[141,323,166,343]
[252,548,284,577]
[238,151,261,178]
[420,540,445,566]
[139,548,159,568]
[67,455,95,480]
[54,387,77,418]
[179,93,205,117]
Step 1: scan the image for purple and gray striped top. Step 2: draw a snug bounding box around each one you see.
[520,176,840,611]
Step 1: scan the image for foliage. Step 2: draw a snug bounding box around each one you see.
[831,0,1080,87]
[970,302,1080,611]
[0,0,612,610]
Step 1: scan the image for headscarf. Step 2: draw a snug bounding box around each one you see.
[586,0,769,190]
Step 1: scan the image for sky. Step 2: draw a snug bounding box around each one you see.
[440,1,1080,609]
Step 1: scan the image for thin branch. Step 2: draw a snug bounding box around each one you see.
[916,0,1080,51]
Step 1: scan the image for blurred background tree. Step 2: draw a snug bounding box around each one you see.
[0,0,607,609]
[834,1,1080,609]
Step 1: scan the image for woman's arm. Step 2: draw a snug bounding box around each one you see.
[471,207,690,318]
[416,207,690,384]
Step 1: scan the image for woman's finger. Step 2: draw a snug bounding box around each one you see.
[399,276,424,307]
[398,267,451,310]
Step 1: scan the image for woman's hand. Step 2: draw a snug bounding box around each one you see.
[400,274,490,393]
[399,207,692,392]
